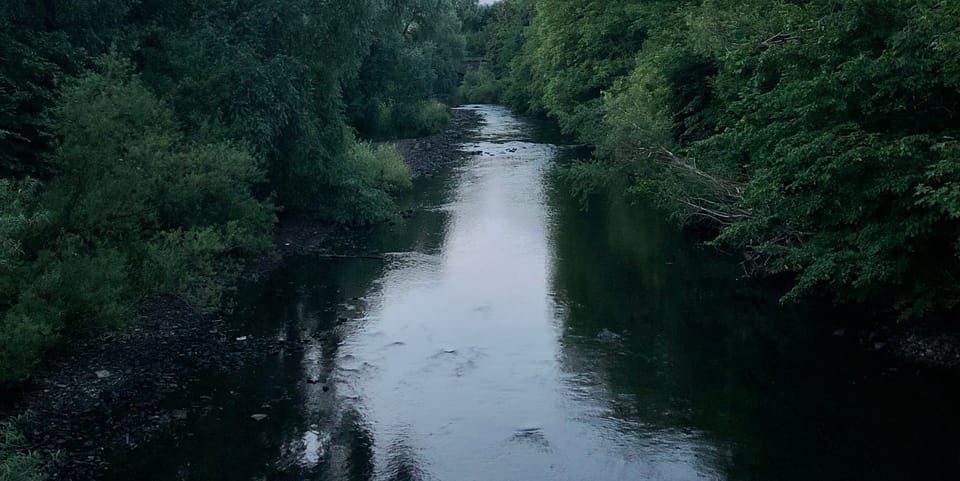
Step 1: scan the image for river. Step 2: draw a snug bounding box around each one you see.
[107,105,960,480]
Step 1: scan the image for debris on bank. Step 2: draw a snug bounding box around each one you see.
[392,107,483,175]
[1,107,483,481]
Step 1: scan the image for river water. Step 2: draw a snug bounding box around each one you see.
[108,105,960,480]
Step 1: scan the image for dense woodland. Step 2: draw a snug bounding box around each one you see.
[0,0,485,386]
[460,0,960,321]
[3,0,960,478]
[1,0,957,395]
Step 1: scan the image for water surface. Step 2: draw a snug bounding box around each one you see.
[108,105,960,481]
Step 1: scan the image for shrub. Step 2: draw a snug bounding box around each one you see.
[374,100,450,138]
[486,0,960,318]
[0,179,45,295]
[456,67,500,104]
[313,140,414,225]
[0,179,50,383]
[0,300,59,384]
[0,417,43,481]
[410,100,451,136]
[0,54,275,382]
[352,143,413,193]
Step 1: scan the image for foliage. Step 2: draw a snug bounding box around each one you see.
[352,143,414,194]
[1,0,474,381]
[313,141,414,225]
[482,0,960,319]
[456,67,500,104]
[0,11,75,179]
[0,179,44,278]
[0,179,49,383]
[457,0,493,56]
[0,55,275,382]
[484,0,542,113]
[345,0,466,138]
[375,100,451,139]
[0,417,42,481]
[703,0,960,317]
[526,0,651,140]
[122,0,383,211]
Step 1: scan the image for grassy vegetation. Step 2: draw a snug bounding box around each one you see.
[0,0,480,385]
[456,67,501,104]
[473,0,960,320]
[353,143,414,194]
[0,417,43,481]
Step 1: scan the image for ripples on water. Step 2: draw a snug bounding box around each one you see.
[107,105,960,481]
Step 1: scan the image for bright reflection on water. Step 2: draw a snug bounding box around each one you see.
[107,106,960,481]
[336,106,718,480]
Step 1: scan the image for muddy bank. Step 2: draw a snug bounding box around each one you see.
[869,325,960,370]
[243,214,362,280]
[393,107,482,175]
[819,304,960,370]
[2,107,482,481]
[9,296,257,479]
[247,107,482,276]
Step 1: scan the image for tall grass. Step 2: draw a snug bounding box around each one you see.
[1,417,43,481]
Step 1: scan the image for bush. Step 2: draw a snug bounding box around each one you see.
[352,143,413,193]
[139,226,247,310]
[313,140,414,225]
[277,126,413,224]
[0,179,45,294]
[374,100,450,138]
[0,54,276,383]
[410,100,451,136]
[489,0,960,318]
[0,300,58,384]
[0,179,50,383]
[0,417,43,481]
[1,241,129,381]
[456,66,500,104]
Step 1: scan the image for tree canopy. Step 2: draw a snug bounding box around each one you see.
[478,0,960,319]
[0,0,479,383]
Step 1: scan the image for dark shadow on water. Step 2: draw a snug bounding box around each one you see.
[547,186,960,480]
[105,105,960,481]
[383,438,429,481]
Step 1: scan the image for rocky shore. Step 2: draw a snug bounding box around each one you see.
[0,107,482,480]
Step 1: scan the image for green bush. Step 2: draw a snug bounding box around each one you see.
[1,242,130,381]
[0,54,276,382]
[312,140,414,225]
[0,179,45,294]
[0,417,43,481]
[0,0,478,383]
[484,0,960,319]
[276,126,412,225]
[139,226,246,310]
[0,179,51,383]
[0,300,59,384]
[373,100,450,138]
[411,100,452,136]
[352,143,413,193]
[456,67,500,104]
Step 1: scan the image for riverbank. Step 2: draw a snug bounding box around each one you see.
[1,107,482,481]
[248,108,483,277]
[867,324,960,370]
[88,104,960,481]
[393,107,484,176]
